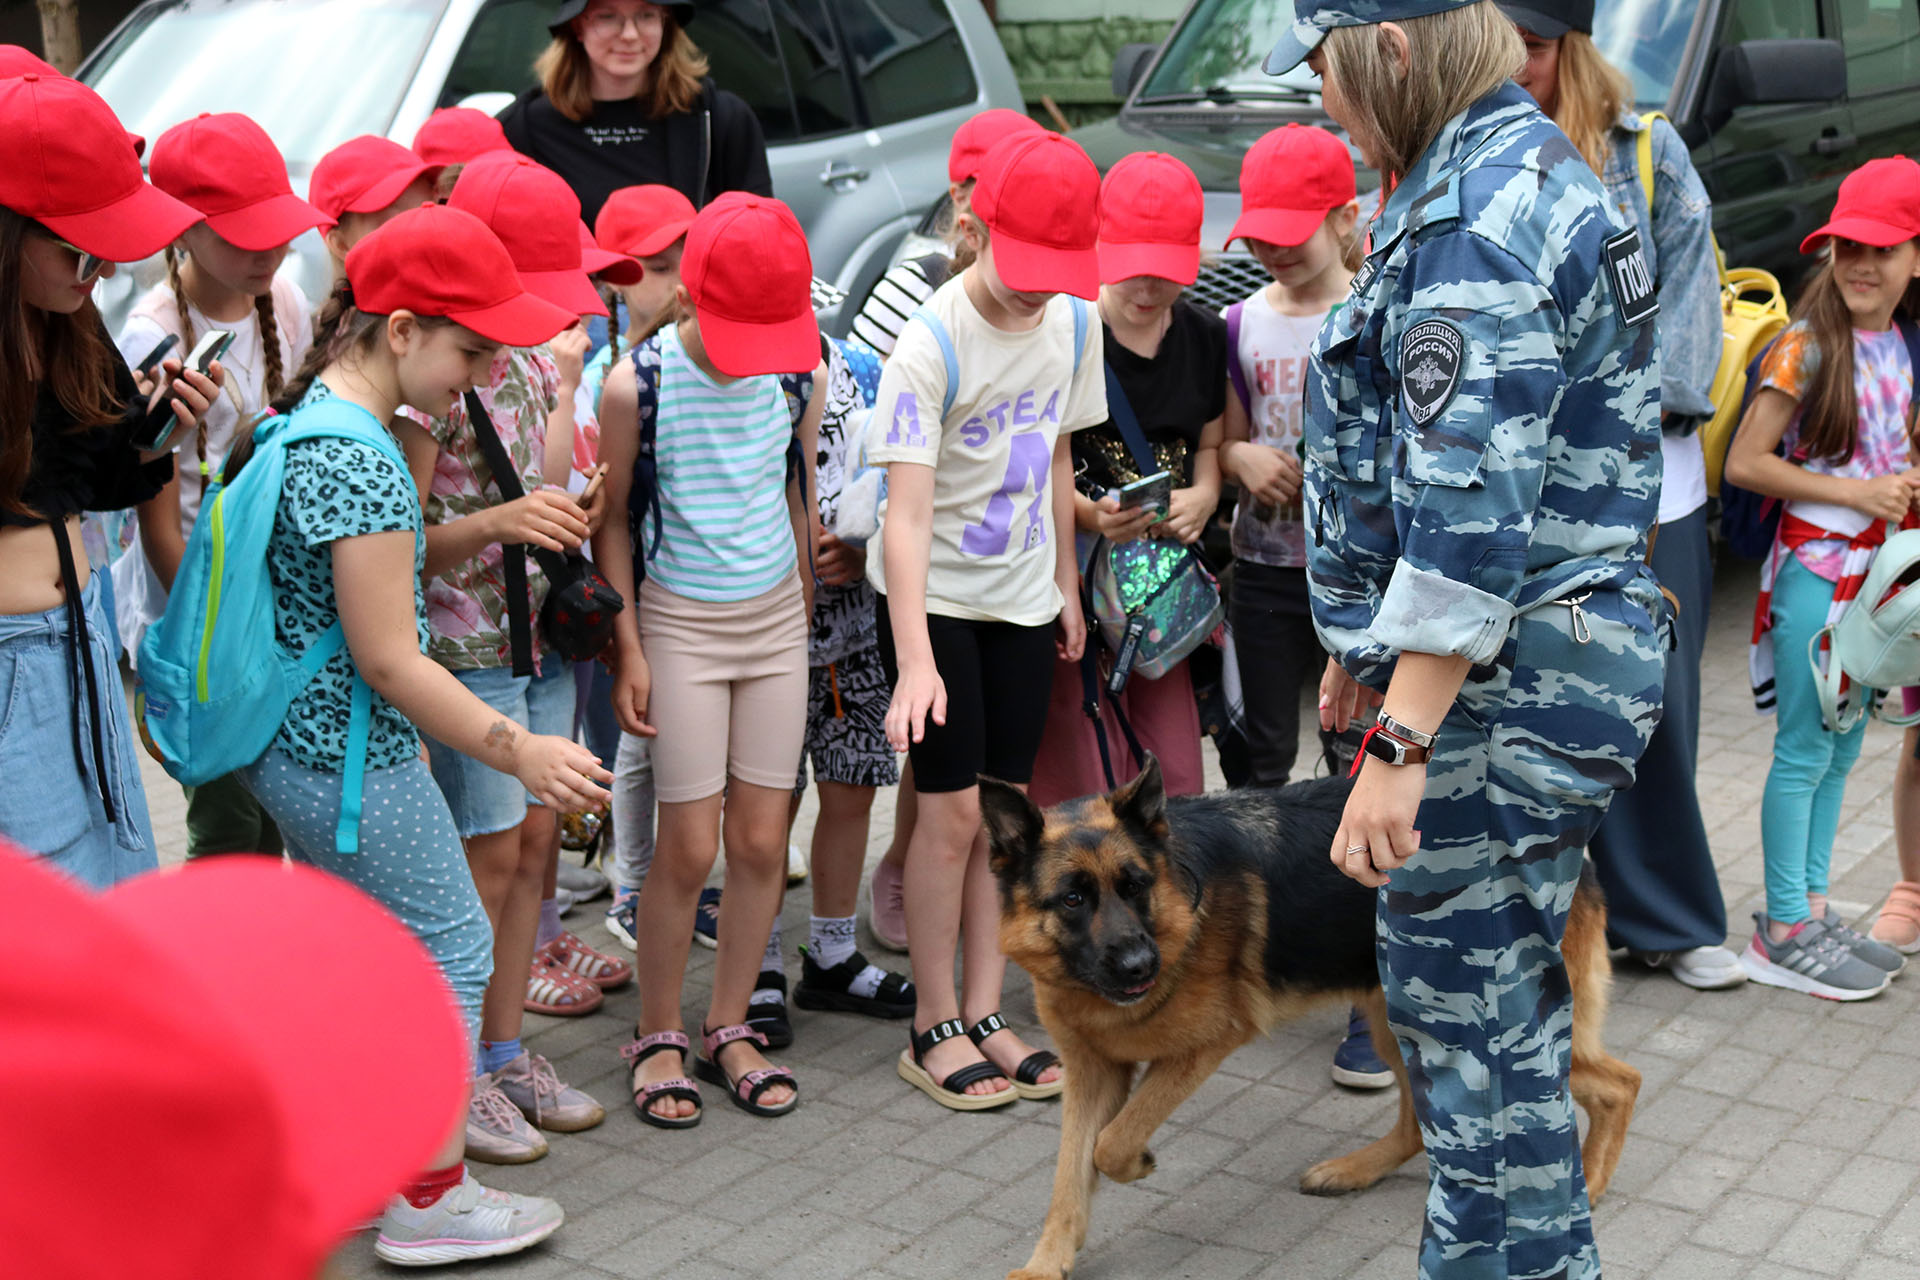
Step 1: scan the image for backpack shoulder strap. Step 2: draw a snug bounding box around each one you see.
[1101,361,1158,479]
[1897,315,1920,392]
[1069,295,1089,378]
[909,307,961,421]
[1224,300,1250,413]
[1635,111,1667,216]
[280,398,408,471]
[629,340,665,566]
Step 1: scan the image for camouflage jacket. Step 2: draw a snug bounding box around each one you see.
[1302,82,1663,687]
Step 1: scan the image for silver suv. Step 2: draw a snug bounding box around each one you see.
[78,0,1022,332]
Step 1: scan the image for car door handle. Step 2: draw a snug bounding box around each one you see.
[1812,130,1857,155]
[820,161,870,191]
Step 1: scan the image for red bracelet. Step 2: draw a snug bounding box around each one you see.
[1349,726,1382,779]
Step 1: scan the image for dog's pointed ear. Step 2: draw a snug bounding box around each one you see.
[1109,752,1169,841]
[979,774,1044,887]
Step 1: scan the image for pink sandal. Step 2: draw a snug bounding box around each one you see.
[1871,881,1920,954]
[525,951,603,1016]
[693,1023,798,1117]
[620,1030,702,1129]
[539,931,633,990]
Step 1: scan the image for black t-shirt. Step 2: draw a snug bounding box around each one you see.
[2,329,168,527]
[1075,299,1228,496]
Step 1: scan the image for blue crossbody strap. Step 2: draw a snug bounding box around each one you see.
[913,294,1089,422]
[1069,295,1088,378]
[1101,361,1158,480]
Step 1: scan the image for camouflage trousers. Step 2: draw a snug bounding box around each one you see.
[1379,579,1667,1280]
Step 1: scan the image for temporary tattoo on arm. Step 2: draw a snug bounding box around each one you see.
[484,719,519,758]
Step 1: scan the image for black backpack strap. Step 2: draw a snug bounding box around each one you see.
[779,364,817,583]
[1101,361,1159,479]
[464,390,534,678]
[628,344,665,579]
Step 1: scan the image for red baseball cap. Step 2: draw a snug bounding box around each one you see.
[1098,152,1204,286]
[1228,123,1356,250]
[309,135,439,230]
[580,220,643,285]
[1800,155,1920,254]
[347,203,576,346]
[150,113,326,252]
[0,73,199,262]
[681,191,819,377]
[597,183,697,259]
[948,107,1044,186]
[412,106,512,167]
[0,849,469,1280]
[449,151,607,317]
[971,131,1102,299]
[0,49,155,158]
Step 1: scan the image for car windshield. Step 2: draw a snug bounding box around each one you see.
[83,0,444,175]
[1136,0,1694,108]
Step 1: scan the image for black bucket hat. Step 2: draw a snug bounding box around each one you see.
[1496,0,1594,38]
[550,0,694,36]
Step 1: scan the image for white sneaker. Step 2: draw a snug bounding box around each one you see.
[1634,944,1748,990]
[373,1168,562,1266]
[787,842,809,884]
[464,1075,548,1164]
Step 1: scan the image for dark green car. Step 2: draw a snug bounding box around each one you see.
[1072,0,1920,310]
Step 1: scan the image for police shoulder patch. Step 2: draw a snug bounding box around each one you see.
[1399,319,1464,427]
[1603,226,1659,328]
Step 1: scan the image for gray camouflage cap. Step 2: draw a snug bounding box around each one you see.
[1264,0,1485,73]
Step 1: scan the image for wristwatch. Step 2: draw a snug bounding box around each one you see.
[1376,713,1436,750]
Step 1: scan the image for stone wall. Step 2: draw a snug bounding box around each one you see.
[994,2,1180,126]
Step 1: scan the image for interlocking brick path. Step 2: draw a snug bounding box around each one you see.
[140,555,1920,1278]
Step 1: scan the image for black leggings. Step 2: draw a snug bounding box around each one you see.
[1229,562,1325,787]
[874,596,1056,793]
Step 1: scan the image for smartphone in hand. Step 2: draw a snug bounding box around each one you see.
[1114,470,1173,518]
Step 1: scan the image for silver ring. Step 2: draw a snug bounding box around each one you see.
[1345,843,1369,856]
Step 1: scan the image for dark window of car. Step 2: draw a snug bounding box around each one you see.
[834,0,977,128]
[770,0,860,136]
[1836,0,1920,94]
[697,0,801,141]
[1722,0,1821,43]
[442,0,550,105]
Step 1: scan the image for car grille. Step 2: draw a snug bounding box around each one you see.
[1187,252,1272,312]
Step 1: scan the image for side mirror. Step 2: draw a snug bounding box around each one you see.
[1703,38,1845,129]
[1111,42,1159,100]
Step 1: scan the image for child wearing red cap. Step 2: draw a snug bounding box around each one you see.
[0,72,222,889]
[1027,151,1222,810]
[401,152,624,1165]
[868,129,1103,1110]
[234,203,609,1262]
[1725,155,1920,1000]
[113,112,326,860]
[413,106,513,168]
[591,191,819,1128]
[308,135,441,279]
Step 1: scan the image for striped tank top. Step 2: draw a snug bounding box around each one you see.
[645,325,798,601]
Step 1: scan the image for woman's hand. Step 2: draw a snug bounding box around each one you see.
[1330,756,1427,887]
[885,656,946,751]
[1852,473,1920,522]
[1159,485,1215,545]
[1056,589,1086,663]
[1318,657,1382,732]
[550,323,589,397]
[513,733,613,810]
[579,467,609,536]
[1231,443,1301,507]
[133,359,223,454]
[610,644,658,738]
[1091,494,1157,544]
[816,530,866,587]
[492,488,591,552]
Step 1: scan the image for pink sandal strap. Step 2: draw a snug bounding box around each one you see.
[733,1066,795,1103]
[621,1030,690,1065]
[641,1076,699,1097]
[703,1022,768,1055]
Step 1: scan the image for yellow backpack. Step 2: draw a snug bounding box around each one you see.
[1634,113,1790,495]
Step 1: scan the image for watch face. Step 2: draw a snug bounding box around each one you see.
[1364,731,1404,766]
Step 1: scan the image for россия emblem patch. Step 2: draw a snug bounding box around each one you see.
[1399,319,1464,426]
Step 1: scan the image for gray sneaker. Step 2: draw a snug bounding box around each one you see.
[465,1074,549,1164]
[1740,913,1889,1001]
[494,1050,607,1133]
[373,1168,562,1266]
[557,858,610,903]
[1818,908,1907,975]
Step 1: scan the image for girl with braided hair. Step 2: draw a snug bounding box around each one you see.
[114,112,324,858]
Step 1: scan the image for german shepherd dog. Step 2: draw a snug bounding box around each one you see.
[980,757,1637,1280]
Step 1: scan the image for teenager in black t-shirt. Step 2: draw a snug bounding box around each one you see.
[498,0,772,226]
[1028,153,1225,811]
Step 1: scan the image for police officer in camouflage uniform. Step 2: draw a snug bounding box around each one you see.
[1268,2,1669,1275]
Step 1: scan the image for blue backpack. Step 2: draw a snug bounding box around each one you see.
[136,398,407,854]
[1721,316,1920,558]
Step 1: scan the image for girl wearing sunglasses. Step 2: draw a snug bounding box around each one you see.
[0,72,222,888]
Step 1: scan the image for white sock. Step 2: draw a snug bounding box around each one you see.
[762,917,783,974]
[810,915,887,998]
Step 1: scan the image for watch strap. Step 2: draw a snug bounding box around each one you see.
[1376,712,1436,749]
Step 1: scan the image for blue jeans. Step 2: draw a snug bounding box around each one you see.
[423,662,574,838]
[242,748,492,1049]
[0,574,155,888]
[1760,554,1867,923]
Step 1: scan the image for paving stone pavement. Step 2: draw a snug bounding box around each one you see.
[137,555,1920,1279]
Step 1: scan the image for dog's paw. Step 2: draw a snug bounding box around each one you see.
[1093,1138,1156,1184]
[1298,1156,1372,1197]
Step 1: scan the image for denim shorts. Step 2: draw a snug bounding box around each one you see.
[0,573,156,888]
[424,661,575,838]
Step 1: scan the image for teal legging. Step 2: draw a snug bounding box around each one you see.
[1761,554,1868,924]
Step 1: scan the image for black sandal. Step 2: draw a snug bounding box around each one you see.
[967,1012,1063,1100]
[793,945,916,1018]
[747,970,794,1048]
[620,1030,702,1129]
[693,1023,799,1117]
[896,1018,1017,1111]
